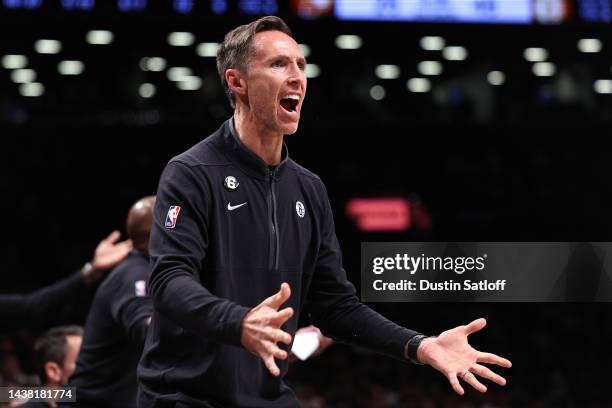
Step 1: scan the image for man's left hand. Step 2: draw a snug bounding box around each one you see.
[416,318,512,395]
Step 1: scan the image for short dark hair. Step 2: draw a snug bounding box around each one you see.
[34,325,83,383]
[216,16,293,108]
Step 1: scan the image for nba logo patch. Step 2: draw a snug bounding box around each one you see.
[134,280,146,297]
[165,206,181,229]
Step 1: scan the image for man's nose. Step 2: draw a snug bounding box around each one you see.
[287,64,304,86]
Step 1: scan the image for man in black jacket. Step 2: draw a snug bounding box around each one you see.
[68,196,155,408]
[138,16,511,408]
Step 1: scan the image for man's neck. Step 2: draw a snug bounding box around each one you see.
[233,108,283,166]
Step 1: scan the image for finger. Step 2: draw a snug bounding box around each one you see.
[271,307,294,326]
[269,328,292,345]
[471,364,507,386]
[477,352,512,368]
[263,354,280,377]
[464,318,487,335]
[118,239,134,250]
[102,230,121,244]
[448,373,464,396]
[269,344,288,360]
[461,371,487,393]
[262,283,291,310]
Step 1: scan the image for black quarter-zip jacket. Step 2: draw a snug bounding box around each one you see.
[138,119,419,408]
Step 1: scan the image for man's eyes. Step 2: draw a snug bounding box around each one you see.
[270,60,306,71]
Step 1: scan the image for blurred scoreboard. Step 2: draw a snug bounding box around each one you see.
[0,0,279,14]
[579,0,612,22]
[335,0,606,24]
[336,0,536,24]
[1,0,610,24]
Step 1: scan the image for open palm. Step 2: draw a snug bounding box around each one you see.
[417,318,512,395]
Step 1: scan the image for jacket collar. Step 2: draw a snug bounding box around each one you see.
[218,117,289,180]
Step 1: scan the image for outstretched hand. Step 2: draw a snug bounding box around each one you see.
[241,283,294,376]
[417,318,512,395]
[84,230,133,285]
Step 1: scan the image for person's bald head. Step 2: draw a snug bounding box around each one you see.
[126,195,156,254]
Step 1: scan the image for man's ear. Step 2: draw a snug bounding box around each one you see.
[226,68,247,99]
[44,361,61,385]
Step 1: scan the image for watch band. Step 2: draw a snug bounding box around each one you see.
[406,334,428,365]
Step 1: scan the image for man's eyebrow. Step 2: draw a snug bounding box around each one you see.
[265,54,308,64]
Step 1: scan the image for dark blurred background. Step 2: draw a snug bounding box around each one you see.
[1,0,612,407]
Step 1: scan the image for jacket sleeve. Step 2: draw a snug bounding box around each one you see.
[305,182,420,361]
[110,264,153,346]
[0,271,86,329]
[148,161,250,346]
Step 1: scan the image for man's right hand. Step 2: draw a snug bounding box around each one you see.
[240,283,294,376]
[82,230,133,286]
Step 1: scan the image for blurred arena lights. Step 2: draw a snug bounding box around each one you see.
[305,63,320,78]
[420,36,446,51]
[577,38,602,53]
[442,46,468,61]
[299,44,311,58]
[86,30,114,45]
[10,69,36,84]
[140,57,167,72]
[167,67,193,81]
[417,61,443,76]
[3,0,43,9]
[523,47,549,62]
[407,78,432,93]
[176,76,202,91]
[375,65,400,80]
[292,0,332,18]
[196,42,220,57]
[1,7,612,128]
[173,0,194,14]
[1,55,28,69]
[532,62,556,76]
[346,198,411,232]
[487,71,506,85]
[58,60,85,75]
[167,32,195,47]
[335,35,362,49]
[139,83,156,98]
[369,85,385,100]
[19,82,44,97]
[594,79,612,94]
[34,39,62,54]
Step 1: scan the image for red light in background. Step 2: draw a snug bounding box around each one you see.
[346,197,411,232]
[291,0,333,19]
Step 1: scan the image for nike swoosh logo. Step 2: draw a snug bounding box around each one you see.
[227,202,247,211]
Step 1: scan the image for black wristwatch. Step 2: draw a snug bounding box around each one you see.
[406,334,428,365]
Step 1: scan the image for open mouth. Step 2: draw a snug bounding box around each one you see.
[280,97,299,113]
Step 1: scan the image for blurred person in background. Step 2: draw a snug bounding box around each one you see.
[138,16,511,408]
[17,326,83,408]
[0,231,133,330]
[66,196,155,408]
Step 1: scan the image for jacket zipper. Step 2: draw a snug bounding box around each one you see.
[268,168,280,273]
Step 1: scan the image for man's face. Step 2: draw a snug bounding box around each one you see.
[243,30,307,135]
[59,335,82,385]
